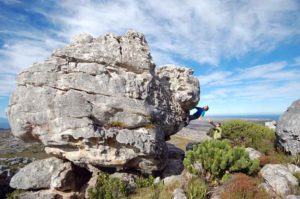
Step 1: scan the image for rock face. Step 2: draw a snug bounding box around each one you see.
[7,30,200,173]
[261,164,299,197]
[276,99,300,155]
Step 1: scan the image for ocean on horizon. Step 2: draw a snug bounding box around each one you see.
[208,114,280,121]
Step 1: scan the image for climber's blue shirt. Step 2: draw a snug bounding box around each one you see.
[193,107,206,119]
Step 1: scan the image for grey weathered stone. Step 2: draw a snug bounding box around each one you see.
[7,30,200,173]
[0,157,35,198]
[173,188,187,199]
[163,175,182,185]
[154,176,161,184]
[261,164,299,197]
[10,157,77,191]
[276,99,300,155]
[287,164,300,173]
[245,147,263,160]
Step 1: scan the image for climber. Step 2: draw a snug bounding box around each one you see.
[184,106,209,126]
[209,120,222,140]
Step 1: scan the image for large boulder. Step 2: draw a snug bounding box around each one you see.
[7,30,200,173]
[276,99,300,155]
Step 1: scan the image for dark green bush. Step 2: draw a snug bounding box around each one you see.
[221,120,275,154]
[88,173,127,199]
[183,140,259,180]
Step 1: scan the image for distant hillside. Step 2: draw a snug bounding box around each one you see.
[0,117,10,129]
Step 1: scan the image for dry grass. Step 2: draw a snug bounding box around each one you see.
[0,145,49,159]
[220,173,270,199]
[168,134,195,151]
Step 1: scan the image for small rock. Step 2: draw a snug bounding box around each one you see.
[245,147,263,160]
[265,120,276,130]
[173,188,187,199]
[186,142,199,151]
[154,177,161,184]
[163,175,182,186]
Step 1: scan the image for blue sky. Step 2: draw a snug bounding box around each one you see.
[0,0,300,118]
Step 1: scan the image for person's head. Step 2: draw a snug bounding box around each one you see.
[216,122,221,127]
[203,106,209,111]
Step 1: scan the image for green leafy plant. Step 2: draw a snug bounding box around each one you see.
[184,140,259,180]
[292,154,300,166]
[135,175,155,188]
[6,190,24,199]
[88,173,127,199]
[221,120,275,154]
[185,178,207,199]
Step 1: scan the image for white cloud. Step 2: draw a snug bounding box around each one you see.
[0,0,300,100]
[0,74,15,97]
[30,0,300,65]
[201,60,300,107]
[199,61,298,87]
[293,56,300,66]
[198,71,232,86]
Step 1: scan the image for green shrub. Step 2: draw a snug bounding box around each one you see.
[221,120,275,154]
[88,173,127,199]
[135,175,155,188]
[184,140,259,180]
[292,154,300,166]
[185,178,207,199]
[6,190,24,199]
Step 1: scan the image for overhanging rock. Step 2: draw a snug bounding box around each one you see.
[7,30,200,173]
